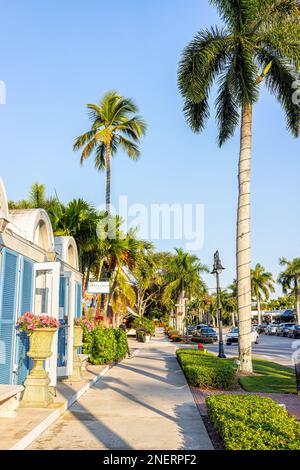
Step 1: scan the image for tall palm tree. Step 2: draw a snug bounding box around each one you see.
[278,257,300,324]
[251,263,275,325]
[163,248,208,331]
[178,0,300,373]
[73,91,147,211]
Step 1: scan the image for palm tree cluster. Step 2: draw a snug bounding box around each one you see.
[178,0,300,373]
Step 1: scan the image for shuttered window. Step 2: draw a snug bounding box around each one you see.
[16,258,34,385]
[75,282,82,318]
[59,276,66,310]
[0,250,18,384]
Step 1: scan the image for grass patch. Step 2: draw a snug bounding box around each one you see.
[206,395,300,450]
[240,358,297,394]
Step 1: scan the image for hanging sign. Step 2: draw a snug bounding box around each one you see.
[87,281,110,294]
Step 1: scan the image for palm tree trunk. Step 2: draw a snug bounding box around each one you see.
[257,296,262,326]
[237,103,253,374]
[295,279,300,325]
[106,141,111,212]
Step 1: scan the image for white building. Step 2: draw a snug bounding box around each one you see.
[0,177,82,387]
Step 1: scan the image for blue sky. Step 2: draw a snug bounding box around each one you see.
[0,0,299,293]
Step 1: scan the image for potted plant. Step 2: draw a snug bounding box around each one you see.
[136,328,146,343]
[64,318,93,383]
[17,312,59,408]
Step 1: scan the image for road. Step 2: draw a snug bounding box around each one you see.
[205,333,300,366]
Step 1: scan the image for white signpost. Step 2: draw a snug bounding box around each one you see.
[87,281,110,294]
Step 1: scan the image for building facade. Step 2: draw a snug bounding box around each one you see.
[0,177,82,387]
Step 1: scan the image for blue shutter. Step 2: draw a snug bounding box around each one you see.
[75,283,82,318]
[57,276,68,367]
[16,258,34,385]
[57,319,67,367]
[59,276,66,310]
[0,250,18,384]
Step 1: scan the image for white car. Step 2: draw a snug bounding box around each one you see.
[265,324,278,335]
[226,327,259,345]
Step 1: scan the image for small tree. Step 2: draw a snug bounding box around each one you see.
[278,257,300,324]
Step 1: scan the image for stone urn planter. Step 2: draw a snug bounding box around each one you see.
[64,326,83,383]
[20,328,57,408]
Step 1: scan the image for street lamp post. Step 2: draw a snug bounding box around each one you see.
[211,251,226,358]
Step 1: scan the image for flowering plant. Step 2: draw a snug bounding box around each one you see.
[74,318,94,332]
[17,312,59,334]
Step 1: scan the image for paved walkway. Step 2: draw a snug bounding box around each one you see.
[191,387,300,420]
[29,334,213,450]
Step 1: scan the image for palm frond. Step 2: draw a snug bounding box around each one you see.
[117,136,141,160]
[178,27,232,102]
[209,0,253,31]
[216,54,240,146]
[73,129,97,152]
[94,143,106,171]
[256,49,300,137]
[183,97,210,133]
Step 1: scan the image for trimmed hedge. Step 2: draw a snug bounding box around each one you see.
[83,326,128,365]
[191,336,214,344]
[206,395,300,450]
[177,349,236,389]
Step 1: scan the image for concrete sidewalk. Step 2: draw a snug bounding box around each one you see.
[29,336,213,450]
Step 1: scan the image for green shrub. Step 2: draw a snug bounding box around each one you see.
[113,329,128,361]
[206,395,300,450]
[176,349,236,389]
[132,317,155,335]
[83,326,128,365]
[191,336,214,344]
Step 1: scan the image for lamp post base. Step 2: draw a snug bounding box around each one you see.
[218,341,226,359]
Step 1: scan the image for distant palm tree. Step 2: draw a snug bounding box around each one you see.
[278,257,300,324]
[74,91,147,211]
[28,182,46,208]
[51,198,100,275]
[251,264,275,325]
[163,248,208,331]
[178,1,300,373]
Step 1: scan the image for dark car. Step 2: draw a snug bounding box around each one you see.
[197,327,218,342]
[289,325,300,339]
[256,324,268,334]
[277,323,296,337]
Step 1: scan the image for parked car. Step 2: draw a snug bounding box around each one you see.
[195,323,208,332]
[276,323,296,337]
[196,327,218,342]
[226,327,259,345]
[289,325,300,339]
[256,324,268,334]
[265,324,278,335]
[187,325,196,334]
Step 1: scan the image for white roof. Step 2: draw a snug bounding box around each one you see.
[0,177,9,222]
